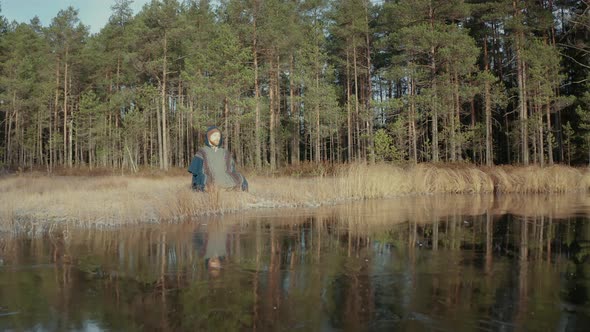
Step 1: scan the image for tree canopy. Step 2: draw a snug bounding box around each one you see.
[1,0,589,171]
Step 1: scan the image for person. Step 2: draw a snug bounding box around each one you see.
[188,126,248,192]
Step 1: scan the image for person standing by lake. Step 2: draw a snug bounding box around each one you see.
[188,126,248,192]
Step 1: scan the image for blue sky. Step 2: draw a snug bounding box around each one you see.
[1,0,152,34]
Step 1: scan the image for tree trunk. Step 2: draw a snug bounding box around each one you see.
[484,40,493,166]
[549,0,563,163]
[116,59,121,168]
[69,118,73,168]
[353,42,361,161]
[156,91,163,169]
[410,75,417,163]
[514,0,528,165]
[68,76,73,167]
[89,114,93,169]
[289,53,299,165]
[6,93,15,165]
[455,71,462,160]
[450,70,457,162]
[253,3,262,170]
[522,60,529,164]
[224,97,229,150]
[546,103,553,165]
[161,32,169,170]
[50,60,60,170]
[364,0,375,164]
[536,99,544,167]
[63,48,69,167]
[315,70,320,163]
[107,72,113,167]
[15,110,20,166]
[38,113,43,167]
[178,79,184,167]
[234,109,242,166]
[431,79,439,162]
[346,48,353,162]
[429,1,439,162]
[269,55,276,171]
[275,54,281,168]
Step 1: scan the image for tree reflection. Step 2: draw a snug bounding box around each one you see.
[1,193,590,330]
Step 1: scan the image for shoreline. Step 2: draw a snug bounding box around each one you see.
[2,163,590,232]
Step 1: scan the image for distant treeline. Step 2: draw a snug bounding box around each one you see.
[0,0,589,171]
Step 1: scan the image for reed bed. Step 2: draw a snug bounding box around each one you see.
[487,165,590,193]
[1,163,589,230]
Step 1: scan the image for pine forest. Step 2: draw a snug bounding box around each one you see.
[1,0,589,172]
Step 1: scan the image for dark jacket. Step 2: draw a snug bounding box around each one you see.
[188,126,248,192]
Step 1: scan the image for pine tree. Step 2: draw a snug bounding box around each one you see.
[0,20,53,168]
[2,0,590,169]
[328,0,375,162]
[465,0,510,165]
[47,7,88,168]
[131,0,185,170]
[377,0,471,163]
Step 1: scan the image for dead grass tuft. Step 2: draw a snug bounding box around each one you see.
[488,165,588,193]
[411,163,494,193]
[0,163,587,231]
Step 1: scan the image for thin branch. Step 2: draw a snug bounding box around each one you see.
[559,52,590,69]
[557,42,590,54]
[561,79,589,88]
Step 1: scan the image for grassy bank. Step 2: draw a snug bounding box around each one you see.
[1,163,589,230]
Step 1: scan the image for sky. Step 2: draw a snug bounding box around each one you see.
[1,0,152,34]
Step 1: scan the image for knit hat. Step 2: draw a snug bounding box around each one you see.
[205,126,222,147]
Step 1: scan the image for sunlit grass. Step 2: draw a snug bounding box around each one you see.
[1,163,589,230]
[487,165,589,193]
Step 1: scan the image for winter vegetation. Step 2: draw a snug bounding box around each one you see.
[0,0,589,172]
[2,163,590,231]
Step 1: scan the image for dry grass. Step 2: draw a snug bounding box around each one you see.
[0,176,256,228]
[1,163,589,231]
[487,165,590,193]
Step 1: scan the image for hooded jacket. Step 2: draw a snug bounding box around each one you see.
[188,126,248,192]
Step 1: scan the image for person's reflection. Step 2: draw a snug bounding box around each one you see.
[194,221,230,278]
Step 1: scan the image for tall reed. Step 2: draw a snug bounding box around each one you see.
[1,163,589,230]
